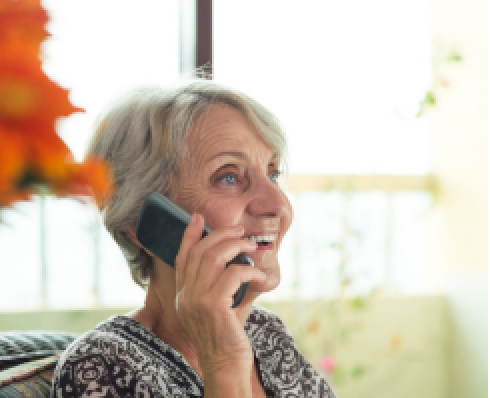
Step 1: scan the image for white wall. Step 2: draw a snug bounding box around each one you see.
[429,0,488,396]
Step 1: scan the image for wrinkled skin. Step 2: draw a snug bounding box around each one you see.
[131,105,293,396]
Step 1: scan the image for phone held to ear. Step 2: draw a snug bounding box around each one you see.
[135,192,252,308]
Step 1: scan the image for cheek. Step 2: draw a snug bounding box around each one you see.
[201,198,245,229]
[176,181,244,229]
[174,183,208,215]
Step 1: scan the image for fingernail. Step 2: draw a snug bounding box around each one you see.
[190,213,197,225]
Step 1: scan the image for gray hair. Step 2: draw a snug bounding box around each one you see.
[87,80,288,288]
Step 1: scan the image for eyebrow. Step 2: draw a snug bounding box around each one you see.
[206,151,278,164]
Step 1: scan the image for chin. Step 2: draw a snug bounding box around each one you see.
[249,264,281,294]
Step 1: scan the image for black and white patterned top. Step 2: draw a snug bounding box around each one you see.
[51,306,335,397]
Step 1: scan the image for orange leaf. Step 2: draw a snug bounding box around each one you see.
[390,335,403,350]
[0,126,28,189]
[0,61,84,129]
[0,188,33,207]
[52,157,114,208]
[0,0,48,63]
[0,0,113,209]
[29,131,74,181]
[307,319,320,335]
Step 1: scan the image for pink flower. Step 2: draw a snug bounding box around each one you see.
[319,355,336,373]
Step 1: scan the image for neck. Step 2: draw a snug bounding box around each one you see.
[130,267,258,375]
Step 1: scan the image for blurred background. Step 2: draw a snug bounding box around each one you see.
[0,1,486,397]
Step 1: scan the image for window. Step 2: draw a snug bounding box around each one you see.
[0,1,433,310]
[213,0,433,300]
[0,0,180,309]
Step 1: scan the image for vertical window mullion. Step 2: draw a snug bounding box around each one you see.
[178,0,212,77]
[196,0,213,77]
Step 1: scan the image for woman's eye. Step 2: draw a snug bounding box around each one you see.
[269,170,281,183]
[215,169,280,187]
[218,173,238,185]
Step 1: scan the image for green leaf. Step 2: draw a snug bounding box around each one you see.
[351,365,365,378]
[426,91,436,105]
[329,242,342,249]
[448,52,462,62]
[350,296,368,310]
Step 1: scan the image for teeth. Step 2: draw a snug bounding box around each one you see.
[244,234,276,243]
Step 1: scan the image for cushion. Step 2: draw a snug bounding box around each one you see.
[0,366,55,397]
[0,331,78,369]
[0,354,59,387]
[0,332,78,397]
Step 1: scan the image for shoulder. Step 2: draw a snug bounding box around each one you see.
[245,305,298,357]
[52,316,203,397]
[52,316,150,397]
[246,306,336,398]
[246,305,294,341]
[54,315,134,368]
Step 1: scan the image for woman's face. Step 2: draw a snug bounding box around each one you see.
[173,105,293,294]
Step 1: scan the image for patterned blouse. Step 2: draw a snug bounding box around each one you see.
[51,306,335,397]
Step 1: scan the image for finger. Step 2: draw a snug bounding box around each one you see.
[208,265,267,306]
[183,224,247,289]
[194,238,258,289]
[175,213,204,290]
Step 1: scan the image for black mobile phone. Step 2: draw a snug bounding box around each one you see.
[135,192,252,308]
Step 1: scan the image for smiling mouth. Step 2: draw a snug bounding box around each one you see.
[243,234,276,248]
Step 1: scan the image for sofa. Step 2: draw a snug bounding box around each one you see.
[0,331,78,397]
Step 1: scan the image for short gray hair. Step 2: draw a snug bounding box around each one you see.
[87,80,288,288]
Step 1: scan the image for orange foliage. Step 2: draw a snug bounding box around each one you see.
[0,0,48,65]
[0,0,113,208]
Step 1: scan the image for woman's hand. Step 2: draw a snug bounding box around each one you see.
[174,213,265,394]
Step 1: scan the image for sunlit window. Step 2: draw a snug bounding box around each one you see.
[0,0,180,309]
[213,0,433,300]
[0,1,432,310]
[214,0,432,174]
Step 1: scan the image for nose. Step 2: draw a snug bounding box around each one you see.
[246,176,291,219]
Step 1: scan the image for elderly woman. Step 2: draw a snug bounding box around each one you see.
[52,82,335,397]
